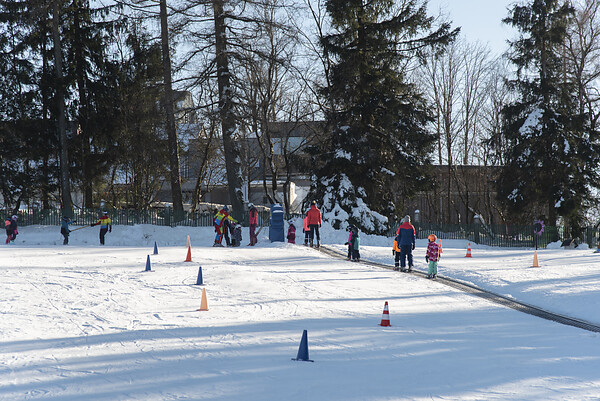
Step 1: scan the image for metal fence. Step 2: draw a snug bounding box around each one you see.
[1,208,272,228]
[391,222,597,249]
[3,208,596,248]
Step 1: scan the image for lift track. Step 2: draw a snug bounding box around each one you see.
[318,245,600,333]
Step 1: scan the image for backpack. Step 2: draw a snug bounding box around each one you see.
[5,219,10,228]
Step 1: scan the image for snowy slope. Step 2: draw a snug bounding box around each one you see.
[1,224,600,400]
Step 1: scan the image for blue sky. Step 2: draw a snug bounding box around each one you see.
[427,0,518,56]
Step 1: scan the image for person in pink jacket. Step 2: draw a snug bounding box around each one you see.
[306,201,322,248]
[425,234,441,279]
[303,216,310,246]
[287,220,296,244]
[248,203,258,246]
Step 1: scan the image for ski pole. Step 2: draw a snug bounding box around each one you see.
[70,225,92,232]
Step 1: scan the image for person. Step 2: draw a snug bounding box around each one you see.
[248,203,258,246]
[231,223,242,247]
[392,230,402,269]
[395,215,415,272]
[213,206,235,247]
[91,211,111,245]
[60,216,74,245]
[5,215,17,244]
[287,220,296,244]
[345,225,354,260]
[303,215,310,246]
[350,225,360,262]
[306,201,322,248]
[425,234,441,279]
[223,216,236,247]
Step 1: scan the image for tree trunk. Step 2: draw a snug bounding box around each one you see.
[52,0,73,218]
[160,0,184,213]
[72,2,93,208]
[213,0,244,219]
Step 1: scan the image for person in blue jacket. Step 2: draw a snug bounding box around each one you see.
[60,216,75,245]
[394,215,416,272]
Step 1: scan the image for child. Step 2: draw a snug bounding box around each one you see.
[350,226,360,262]
[231,224,242,247]
[345,225,354,260]
[303,216,310,246]
[392,233,401,270]
[5,215,17,244]
[60,216,74,245]
[426,234,441,279]
[287,220,296,244]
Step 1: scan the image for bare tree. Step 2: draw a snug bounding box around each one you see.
[566,0,600,133]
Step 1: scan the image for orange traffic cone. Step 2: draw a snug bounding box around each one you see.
[465,242,472,258]
[531,250,540,267]
[379,301,391,327]
[438,239,443,254]
[186,235,191,248]
[185,245,192,262]
[197,288,209,311]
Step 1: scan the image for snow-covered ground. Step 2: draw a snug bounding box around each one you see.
[2,223,600,400]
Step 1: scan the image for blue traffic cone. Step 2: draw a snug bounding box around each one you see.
[153,241,158,255]
[145,255,152,272]
[195,265,204,285]
[292,330,313,362]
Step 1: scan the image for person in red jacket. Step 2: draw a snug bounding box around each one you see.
[306,201,322,248]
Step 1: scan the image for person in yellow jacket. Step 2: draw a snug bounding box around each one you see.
[91,211,112,245]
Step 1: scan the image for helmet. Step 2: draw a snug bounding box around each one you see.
[11,215,17,220]
[223,205,229,212]
[248,203,254,208]
[428,234,437,242]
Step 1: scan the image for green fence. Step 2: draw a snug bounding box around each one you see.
[3,208,596,248]
[1,208,272,228]
[395,222,597,249]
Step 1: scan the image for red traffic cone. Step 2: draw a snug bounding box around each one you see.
[185,245,192,262]
[379,301,391,327]
[465,242,472,258]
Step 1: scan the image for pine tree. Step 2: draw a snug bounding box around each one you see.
[495,0,599,232]
[311,0,457,232]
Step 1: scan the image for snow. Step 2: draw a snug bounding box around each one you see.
[2,223,600,400]
[519,107,543,137]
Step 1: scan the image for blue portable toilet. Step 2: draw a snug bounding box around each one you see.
[269,204,285,242]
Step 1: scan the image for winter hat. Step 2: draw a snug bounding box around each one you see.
[223,205,229,212]
[11,215,17,220]
[404,215,411,223]
[248,203,254,208]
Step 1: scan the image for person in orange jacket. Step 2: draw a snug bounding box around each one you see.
[306,200,322,248]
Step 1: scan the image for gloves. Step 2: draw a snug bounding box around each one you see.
[109,227,112,233]
[412,243,415,250]
[425,255,429,262]
[90,223,94,227]
[345,242,349,246]
[392,249,396,256]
